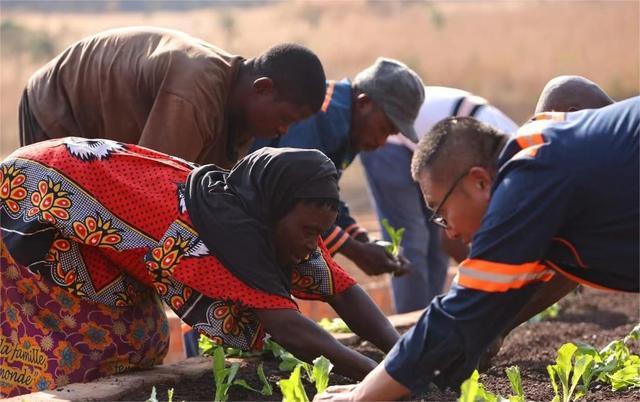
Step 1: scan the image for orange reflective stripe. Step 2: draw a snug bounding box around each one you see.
[458,270,554,292]
[512,143,544,159]
[327,231,349,255]
[458,259,555,292]
[515,132,545,150]
[323,226,342,245]
[461,259,548,275]
[321,82,335,113]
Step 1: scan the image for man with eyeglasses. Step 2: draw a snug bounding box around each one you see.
[315,94,638,401]
[360,87,518,315]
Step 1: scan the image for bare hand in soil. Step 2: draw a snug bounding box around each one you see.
[313,384,357,401]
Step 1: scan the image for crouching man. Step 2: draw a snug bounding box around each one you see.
[315,96,639,400]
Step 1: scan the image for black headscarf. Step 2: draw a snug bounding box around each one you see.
[184,147,339,299]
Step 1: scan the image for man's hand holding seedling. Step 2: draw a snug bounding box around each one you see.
[340,219,411,276]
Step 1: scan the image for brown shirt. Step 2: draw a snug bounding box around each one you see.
[27,26,245,167]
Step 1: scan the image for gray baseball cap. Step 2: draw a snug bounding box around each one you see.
[353,58,425,142]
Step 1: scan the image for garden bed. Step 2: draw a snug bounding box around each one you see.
[120,288,639,401]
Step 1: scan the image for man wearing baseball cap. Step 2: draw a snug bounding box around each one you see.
[250,57,424,278]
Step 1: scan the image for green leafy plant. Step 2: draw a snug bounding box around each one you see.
[529,303,561,323]
[547,343,594,402]
[381,218,405,257]
[212,346,241,402]
[311,356,334,394]
[458,370,498,402]
[199,334,255,358]
[458,367,526,402]
[279,364,309,402]
[505,366,525,402]
[317,317,352,333]
[263,339,305,372]
[574,323,640,393]
[278,356,334,401]
[233,362,273,396]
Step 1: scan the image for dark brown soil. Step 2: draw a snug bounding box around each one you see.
[120,288,639,401]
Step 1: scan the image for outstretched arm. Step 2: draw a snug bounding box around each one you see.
[254,308,377,380]
[327,284,399,353]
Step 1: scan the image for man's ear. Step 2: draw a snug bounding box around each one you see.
[252,77,275,95]
[468,166,494,199]
[355,92,373,110]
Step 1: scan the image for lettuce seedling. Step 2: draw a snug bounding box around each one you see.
[458,370,498,402]
[317,317,352,333]
[574,324,640,394]
[233,362,273,396]
[547,343,594,402]
[311,356,334,393]
[199,334,254,358]
[381,218,405,257]
[278,355,334,401]
[263,339,305,372]
[213,346,241,402]
[279,364,309,402]
[505,366,525,402]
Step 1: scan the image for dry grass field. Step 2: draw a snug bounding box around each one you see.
[0,1,638,291]
[1,1,638,157]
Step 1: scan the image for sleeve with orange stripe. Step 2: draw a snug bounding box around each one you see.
[384,281,546,392]
[322,199,369,255]
[458,140,575,292]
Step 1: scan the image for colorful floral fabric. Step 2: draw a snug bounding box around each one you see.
[1,242,169,397]
[0,138,356,396]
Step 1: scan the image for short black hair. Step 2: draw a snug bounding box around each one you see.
[253,43,326,112]
[411,117,508,182]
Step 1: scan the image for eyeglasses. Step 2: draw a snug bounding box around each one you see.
[428,170,469,229]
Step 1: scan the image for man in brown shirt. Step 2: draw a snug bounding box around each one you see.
[19,26,326,168]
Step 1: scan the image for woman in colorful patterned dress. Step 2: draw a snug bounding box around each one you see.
[0,138,399,397]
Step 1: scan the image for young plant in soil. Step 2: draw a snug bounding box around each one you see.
[213,346,241,402]
[458,366,526,402]
[234,363,273,397]
[547,342,596,402]
[263,338,306,372]
[381,218,405,257]
[573,323,640,394]
[279,356,334,401]
[505,366,525,402]
[202,343,274,401]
